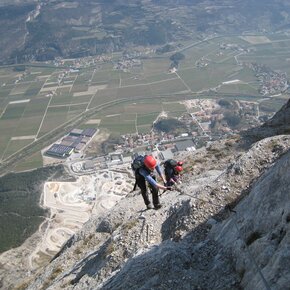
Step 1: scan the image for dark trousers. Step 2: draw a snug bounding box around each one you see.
[136,175,160,206]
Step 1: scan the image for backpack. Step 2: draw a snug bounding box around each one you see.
[164,159,178,178]
[131,155,145,174]
[164,159,177,170]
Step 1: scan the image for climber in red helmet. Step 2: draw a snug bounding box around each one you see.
[131,155,171,210]
[163,159,183,186]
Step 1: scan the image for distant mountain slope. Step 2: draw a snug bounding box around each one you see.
[2,0,290,63]
[0,3,36,63]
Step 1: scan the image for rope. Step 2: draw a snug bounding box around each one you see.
[169,186,272,290]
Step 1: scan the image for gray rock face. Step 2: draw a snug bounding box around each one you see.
[211,149,290,290]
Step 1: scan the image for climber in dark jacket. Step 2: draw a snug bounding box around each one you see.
[134,155,170,210]
[164,160,183,186]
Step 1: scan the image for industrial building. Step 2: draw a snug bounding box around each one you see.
[46,144,74,158]
[174,139,196,152]
[45,128,97,158]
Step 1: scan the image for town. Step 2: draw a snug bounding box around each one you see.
[44,97,267,175]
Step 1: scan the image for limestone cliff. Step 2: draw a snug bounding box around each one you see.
[14,99,290,290]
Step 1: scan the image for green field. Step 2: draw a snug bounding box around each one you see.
[0,33,289,171]
[100,114,137,134]
[178,62,239,92]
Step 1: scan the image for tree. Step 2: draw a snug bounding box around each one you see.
[223,112,241,128]
[154,118,186,133]
[170,52,185,62]
[218,99,231,108]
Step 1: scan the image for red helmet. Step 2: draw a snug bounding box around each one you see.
[174,165,183,173]
[177,161,183,166]
[144,155,157,169]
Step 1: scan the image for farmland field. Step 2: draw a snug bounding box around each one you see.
[99,114,136,134]
[179,64,235,92]
[218,83,259,95]
[0,33,289,172]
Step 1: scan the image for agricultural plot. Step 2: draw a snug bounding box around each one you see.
[208,50,237,64]
[9,98,49,138]
[240,35,271,44]
[124,101,163,114]
[71,71,92,89]
[121,72,176,87]
[2,139,33,160]
[226,67,257,83]
[23,97,49,117]
[70,94,92,104]
[70,82,89,93]
[137,113,159,126]
[120,76,147,87]
[9,83,31,96]
[88,88,118,109]
[0,95,10,116]
[100,78,120,89]
[50,93,73,106]
[117,84,153,99]
[236,38,290,73]
[0,102,32,145]
[42,82,59,88]
[145,73,178,83]
[162,101,186,113]
[238,52,290,74]
[99,113,137,134]
[14,115,43,137]
[0,137,12,160]
[218,83,259,95]
[0,119,21,159]
[56,85,72,94]
[1,102,27,120]
[0,70,20,86]
[97,62,115,71]
[97,100,165,134]
[29,66,56,75]
[14,151,43,172]
[66,103,88,121]
[21,73,38,82]
[149,78,189,95]
[91,69,120,84]
[97,100,188,135]
[180,41,218,69]
[218,36,249,47]
[178,62,238,92]
[38,106,69,137]
[142,58,171,76]
[24,81,45,98]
